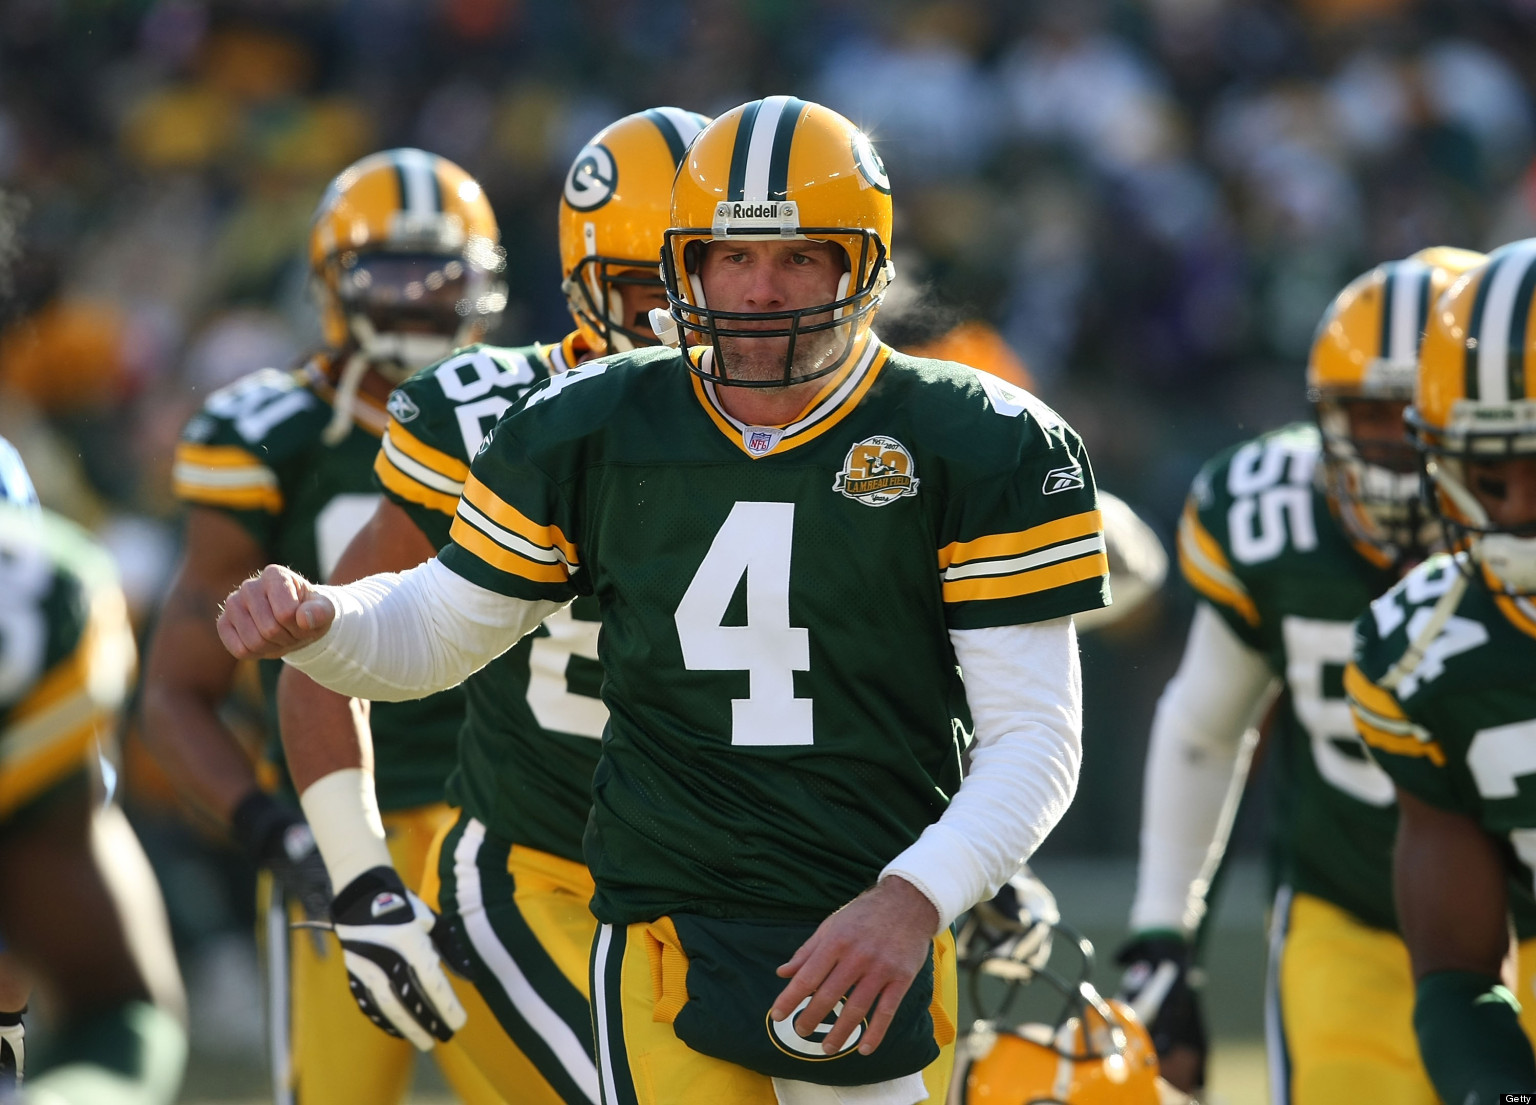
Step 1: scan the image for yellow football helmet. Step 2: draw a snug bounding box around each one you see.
[309,148,506,378]
[660,96,895,387]
[953,889,1163,1105]
[1411,238,1536,594]
[1307,247,1487,568]
[560,108,710,354]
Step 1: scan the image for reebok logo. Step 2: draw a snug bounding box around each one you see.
[1042,465,1084,495]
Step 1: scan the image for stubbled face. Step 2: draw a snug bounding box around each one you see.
[697,239,846,386]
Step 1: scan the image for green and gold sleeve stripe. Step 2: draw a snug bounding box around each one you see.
[1344,662,1445,768]
[940,509,1107,603]
[1176,500,1260,628]
[172,443,282,514]
[0,593,134,820]
[448,475,579,585]
[375,421,468,517]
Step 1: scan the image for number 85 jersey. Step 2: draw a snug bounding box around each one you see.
[1176,422,1404,929]
[438,342,1109,927]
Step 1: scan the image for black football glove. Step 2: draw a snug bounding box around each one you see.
[231,790,333,921]
[330,866,466,1051]
[1116,933,1207,1092]
[0,1007,22,1091]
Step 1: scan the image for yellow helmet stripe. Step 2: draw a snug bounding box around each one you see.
[1382,258,1432,367]
[391,147,442,215]
[1468,242,1536,402]
[643,108,707,168]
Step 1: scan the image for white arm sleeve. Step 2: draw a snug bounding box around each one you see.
[1128,602,1279,933]
[283,558,565,701]
[882,617,1082,931]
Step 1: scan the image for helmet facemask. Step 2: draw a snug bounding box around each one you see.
[1315,397,1436,570]
[1414,408,1536,595]
[561,253,666,355]
[661,221,891,390]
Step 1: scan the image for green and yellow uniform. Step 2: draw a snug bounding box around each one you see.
[0,506,186,1104]
[440,339,1108,1102]
[1177,423,1536,1103]
[172,356,486,1105]
[375,334,604,1104]
[1349,554,1536,1091]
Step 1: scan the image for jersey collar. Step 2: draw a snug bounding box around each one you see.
[687,336,890,459]
[1482,562,1536,640]
[542,331,592,375]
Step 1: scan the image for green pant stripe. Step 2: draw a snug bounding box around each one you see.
[439,816,599,1104]
[592,923,640,1105]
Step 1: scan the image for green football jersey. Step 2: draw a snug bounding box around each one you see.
[1350,555,1536,909]
[439,340,1110,925]
[1176,422,1408,929]
[173,356,461,810]
[374,335,603,862]
[0,506,135,827]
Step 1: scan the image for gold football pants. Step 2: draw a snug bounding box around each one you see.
[589,917,956,1105]
[424,813,601,1104]
[1266,887,1536,1105]
[258,802,500,1105]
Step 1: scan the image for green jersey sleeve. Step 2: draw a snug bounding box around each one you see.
[173,368,322,549]
[374,344,551,550]
[936,376,1108,630]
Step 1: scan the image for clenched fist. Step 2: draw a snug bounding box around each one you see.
[217,564,336,660]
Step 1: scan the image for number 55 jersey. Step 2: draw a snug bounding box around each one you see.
[437,341,1110,927]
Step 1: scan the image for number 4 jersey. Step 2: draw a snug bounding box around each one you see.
[372,337,604,863]
[437,340,1110,926]
[1349,556,1536,898]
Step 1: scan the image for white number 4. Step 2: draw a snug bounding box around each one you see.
[674,501,812,746]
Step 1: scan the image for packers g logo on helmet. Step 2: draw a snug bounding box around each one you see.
[851,131,890,194]
[563,144,618,212]
[559,108,710,355]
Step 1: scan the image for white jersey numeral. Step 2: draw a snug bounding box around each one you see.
[526,604,605,739]
[206,370,313,444]
[314,493,381,582]
[1226,438,1319,565]
[1466,721,1536,894]
[675,501,813,746]
[1281,616,1395,807]
[433,351,537,458]
[0,537,53,705]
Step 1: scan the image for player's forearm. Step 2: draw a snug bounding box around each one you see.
[137,681,259,824]
[277,666,372,794]
[1129,604,1277,932]
[1414,970,1536,1100]
[283,558,563,701]
[883,618,1081,930]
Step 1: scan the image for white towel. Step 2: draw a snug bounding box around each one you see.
[771,1071,928,1105]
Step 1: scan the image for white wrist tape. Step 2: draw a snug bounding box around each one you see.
[299,767,393,891]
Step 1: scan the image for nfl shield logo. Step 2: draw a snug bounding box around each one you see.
[743,428,783,457]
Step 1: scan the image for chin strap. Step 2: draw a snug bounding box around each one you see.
[321,351,370,446]
[1378,569,1469,693]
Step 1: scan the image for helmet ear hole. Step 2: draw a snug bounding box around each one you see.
[683,240,705,275]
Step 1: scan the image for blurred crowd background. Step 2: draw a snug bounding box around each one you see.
[3,0,1535,1077]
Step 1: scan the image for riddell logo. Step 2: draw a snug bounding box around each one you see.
[717,202,794,221]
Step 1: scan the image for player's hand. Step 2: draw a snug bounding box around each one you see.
[217,564,334,660]
[771,875,939,1057]
[0,1007,23,1089]
[330,866,466,1051]
[231,790,333,921]
[1116,932,1207,1093]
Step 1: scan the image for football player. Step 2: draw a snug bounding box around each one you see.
[1347,238,1536,1101]
[1117,248,1536,1103]
[139,149,505,1104]
[216,97,1106,1105]
[275,107,708,1104]
[0,438,187,1104]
